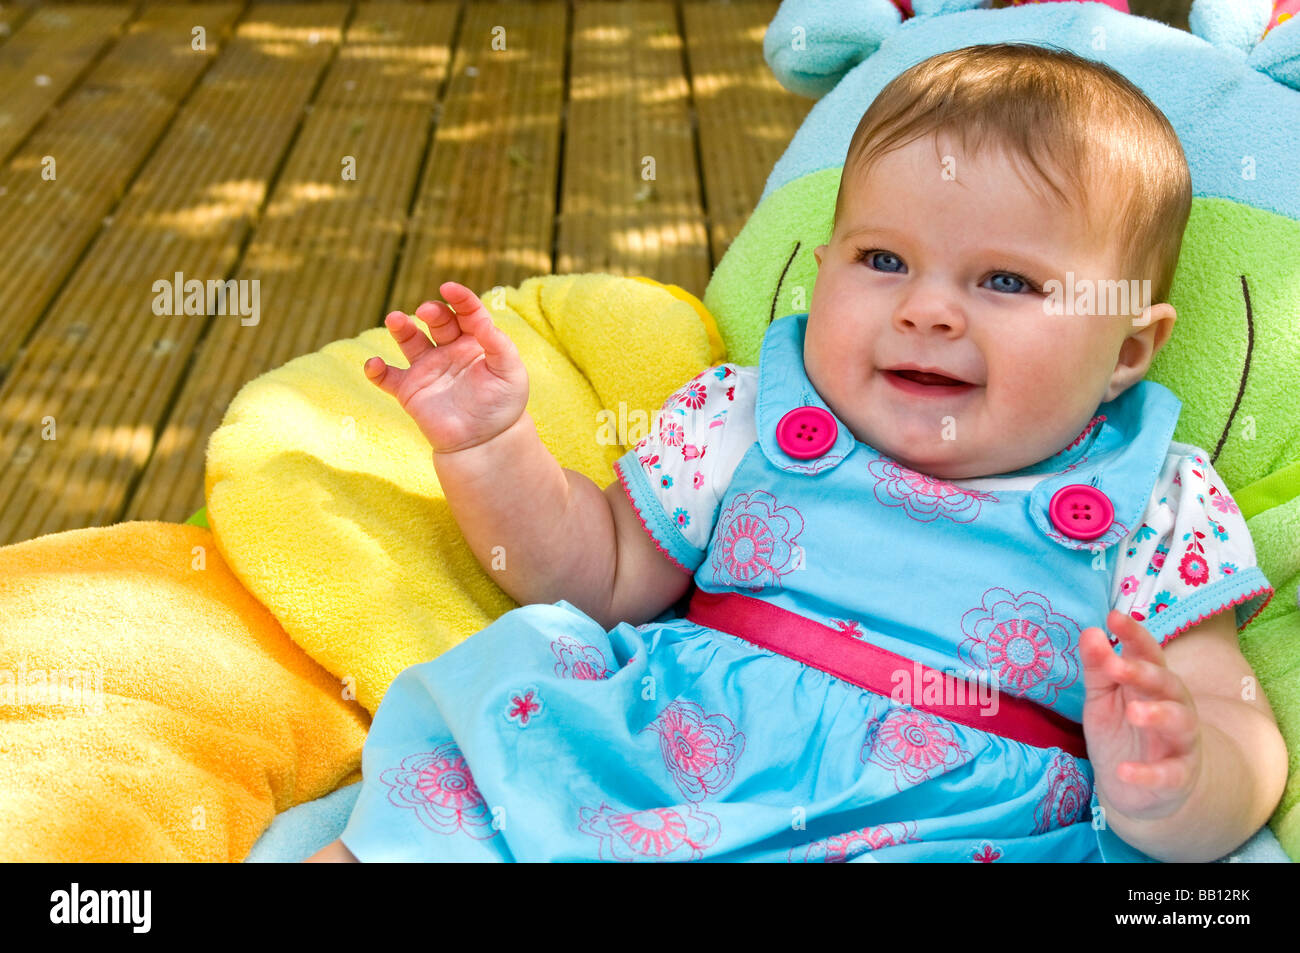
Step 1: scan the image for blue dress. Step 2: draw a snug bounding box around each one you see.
[338,313,1272,862]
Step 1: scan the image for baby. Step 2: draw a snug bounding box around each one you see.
[310,43,1287,863]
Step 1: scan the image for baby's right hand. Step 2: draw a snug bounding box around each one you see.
[364,281,529,454]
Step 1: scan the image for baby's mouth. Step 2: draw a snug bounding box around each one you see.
[881,368,978,397]
[889,369,967,386]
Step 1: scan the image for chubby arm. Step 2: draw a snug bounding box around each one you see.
[434,408,691,629]
[1091,608,1289,862]
[602,479,694,629]
[369,283,693,628]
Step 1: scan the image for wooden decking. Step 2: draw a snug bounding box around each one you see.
[0,0,1189,545]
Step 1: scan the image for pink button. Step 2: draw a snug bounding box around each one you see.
[776,406,838,459]
[1048,484,1114,540]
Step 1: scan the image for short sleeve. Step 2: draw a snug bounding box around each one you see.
[1109,443,1275,646]
[611,363,758,574]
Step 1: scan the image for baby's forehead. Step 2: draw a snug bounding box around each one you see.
[845,138,1113,236]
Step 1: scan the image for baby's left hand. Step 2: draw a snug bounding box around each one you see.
[1080,609,1204,823]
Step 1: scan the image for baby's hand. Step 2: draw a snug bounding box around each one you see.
[1080,609,1203,824]
[364,281,529,454]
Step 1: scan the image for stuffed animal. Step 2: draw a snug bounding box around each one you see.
[710,0,1300,858]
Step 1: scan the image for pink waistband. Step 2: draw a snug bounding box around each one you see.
[684,588,1089,760]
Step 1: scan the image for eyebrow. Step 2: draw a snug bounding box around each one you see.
[839,225,1060,275]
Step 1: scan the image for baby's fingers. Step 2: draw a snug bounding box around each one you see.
[1126,698,1199,750]
[1080,625,1124,696]
[1116,752,1196,791]
[1109,651,1189,704]
[1105,609,1166,667]
[362,354,406,397]
[382,310,436,366]
[439,283,521,378]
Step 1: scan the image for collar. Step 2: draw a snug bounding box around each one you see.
[755,313,1182,551]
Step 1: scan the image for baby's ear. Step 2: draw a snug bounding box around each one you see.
[1150,302,1177,355]
[1133,302,1177,349]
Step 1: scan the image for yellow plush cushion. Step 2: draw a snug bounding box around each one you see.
[0,522,368,862]
[205,273,724,715]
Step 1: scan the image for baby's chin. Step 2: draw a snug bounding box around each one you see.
[858,429,1019,481]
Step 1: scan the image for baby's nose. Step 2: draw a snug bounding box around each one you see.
[892,292,965,334]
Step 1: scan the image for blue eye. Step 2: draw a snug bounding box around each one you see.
[857,249,905,273]
[986,272,1034,294]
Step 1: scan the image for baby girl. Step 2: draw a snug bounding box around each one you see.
[310,42,1287,863]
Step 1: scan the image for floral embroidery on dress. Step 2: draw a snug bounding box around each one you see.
[829,618,865,639]
[1033,751,1091,834]
[379,745,499,839]
[711,489,805,591]
[971,842,1003,862]
[577,802,721,861]
[860,708,972,790]
[867,457,998,523]
[551,635,611,680]
[958,588,1080,705]
[504,687,543,727]
[641,700,746,802]
[787,821,921,862]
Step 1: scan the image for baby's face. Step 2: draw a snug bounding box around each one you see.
[807,131,1152,481]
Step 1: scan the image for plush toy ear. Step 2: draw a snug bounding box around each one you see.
[1188,0,1276,54]
[1189,0,1300,89]
[1248,2,1300,89]
[763,0,907,99]
[1250,12,1300,89]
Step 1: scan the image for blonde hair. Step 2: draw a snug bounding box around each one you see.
[832,43,1193,306]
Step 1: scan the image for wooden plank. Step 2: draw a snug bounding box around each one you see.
[386,1,566,310]
[684,0,810,265]
[0,4,136,162]
[0,2,348,545]
[125,1,457,522]
[0,2,244,375]
[0,4,38,51]
[556,0,708,295]
[315,0,454,107]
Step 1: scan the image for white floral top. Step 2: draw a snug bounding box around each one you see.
[612,363,1272,646]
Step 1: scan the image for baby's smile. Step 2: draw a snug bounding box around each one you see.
[803,130,1170,482]
[880,366,980,398]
